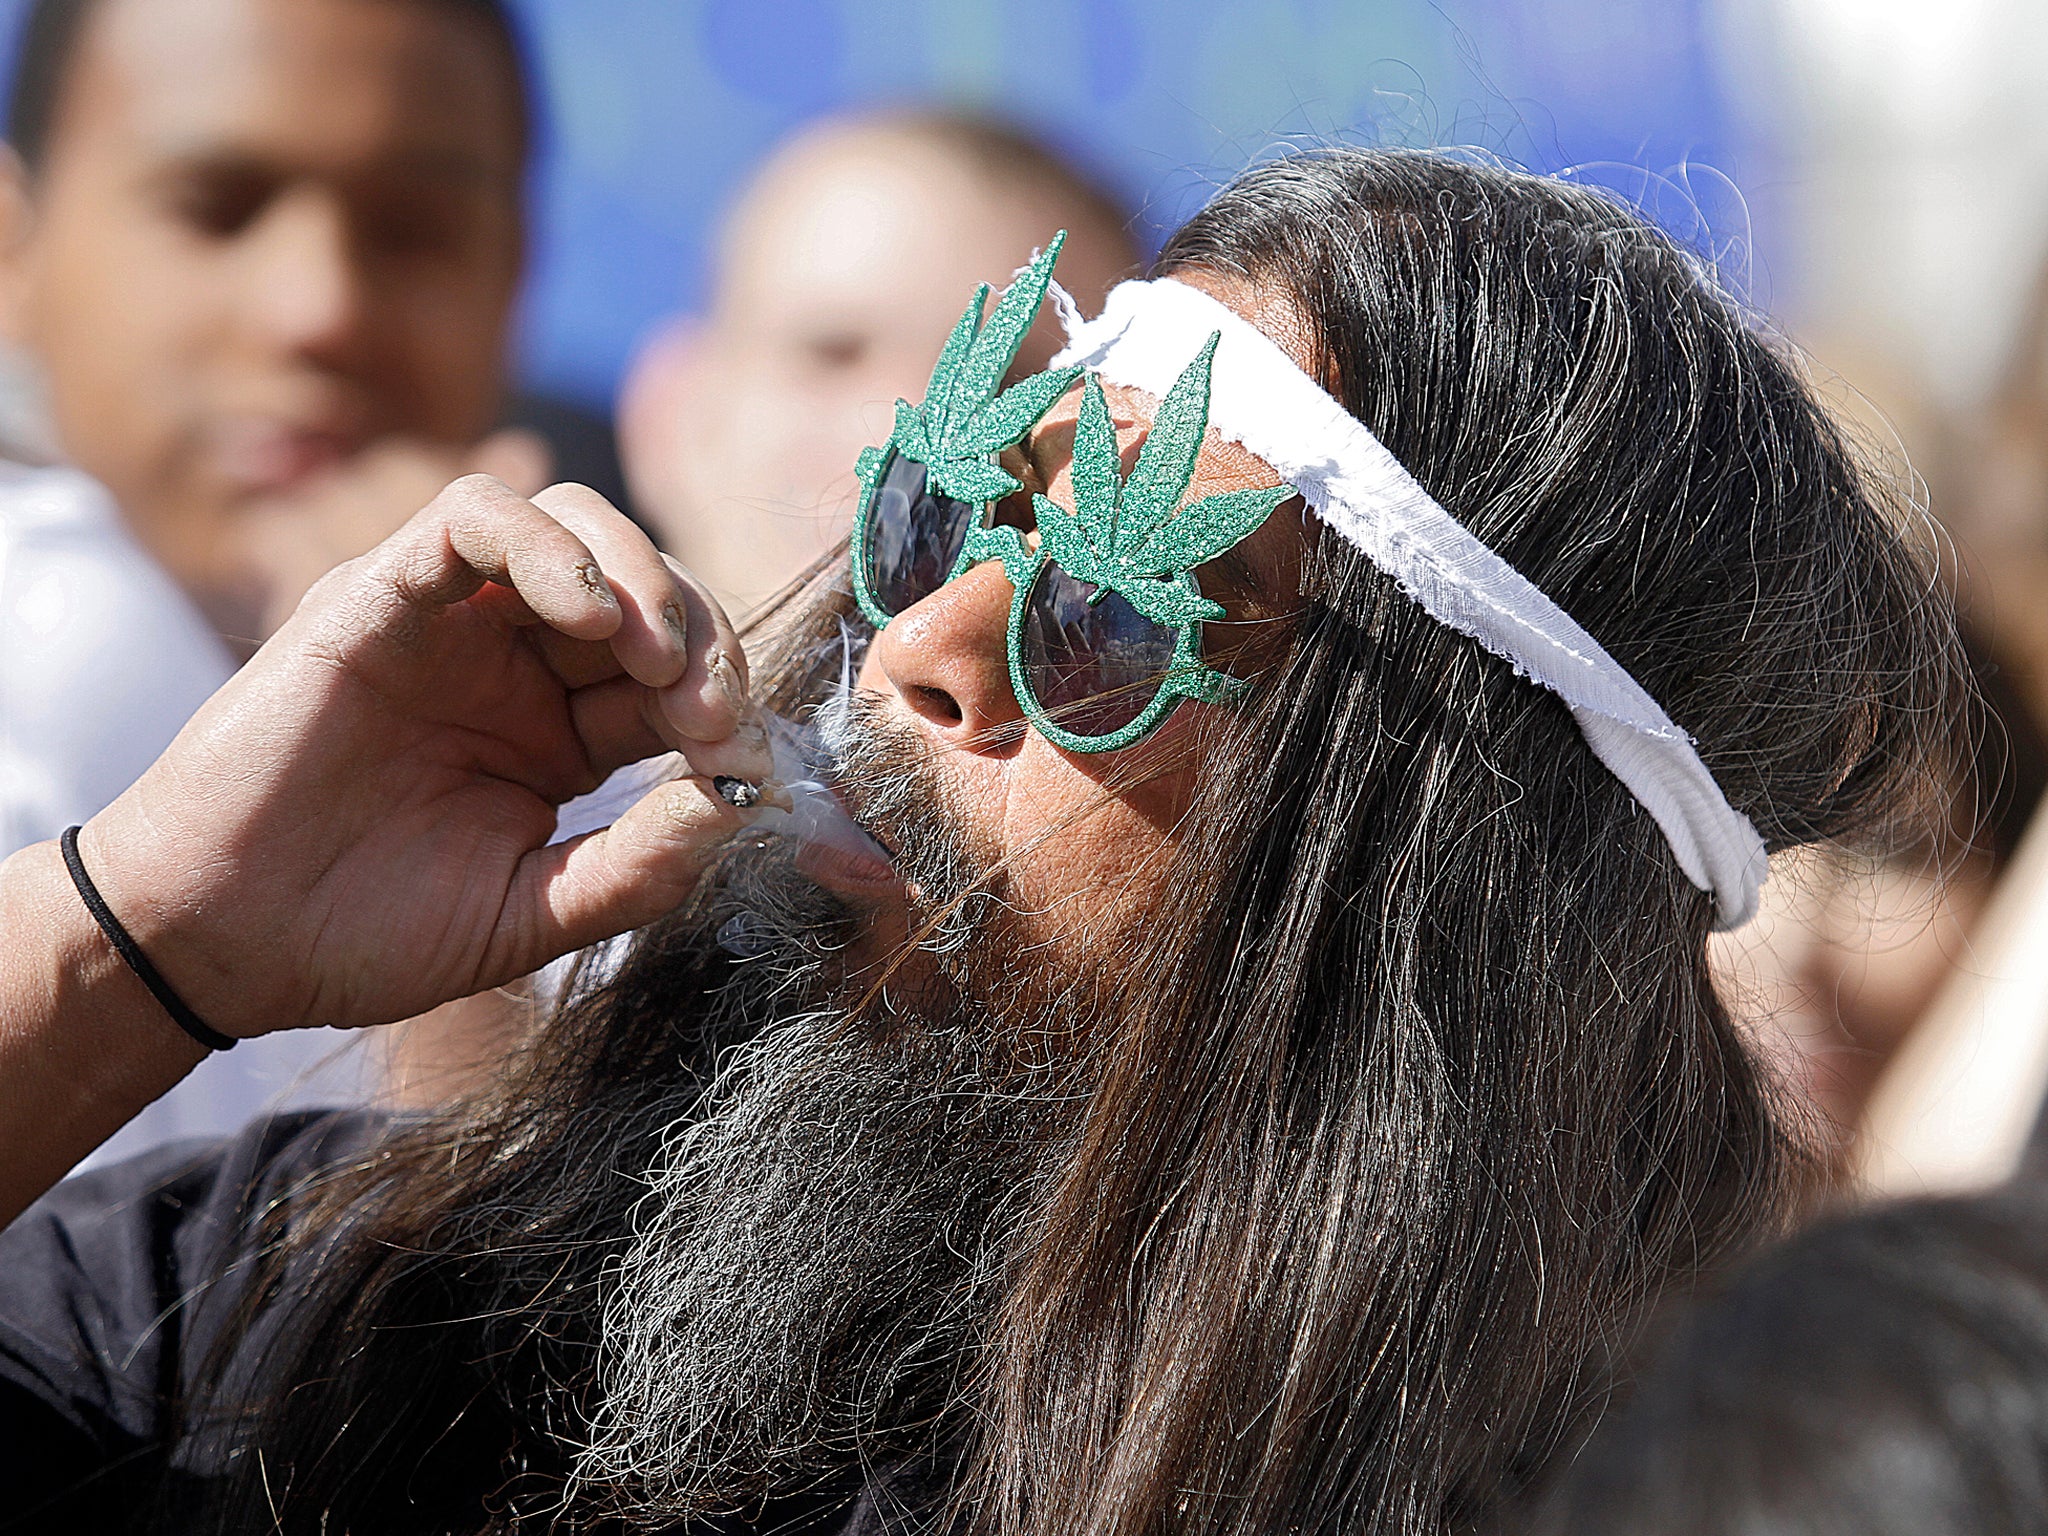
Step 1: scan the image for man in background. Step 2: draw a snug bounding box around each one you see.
[618,109,1139,615]
[0,0,543,1155]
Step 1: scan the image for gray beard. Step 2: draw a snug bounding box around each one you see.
[572,702,1065,1525]
[576,1010,1054,1523]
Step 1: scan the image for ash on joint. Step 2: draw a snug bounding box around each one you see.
[714,776,764,809]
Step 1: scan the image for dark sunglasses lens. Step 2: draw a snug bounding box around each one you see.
[1021,562,1180,741]
[863,448,980,617]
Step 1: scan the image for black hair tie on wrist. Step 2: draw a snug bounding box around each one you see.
[60,825,238,1053]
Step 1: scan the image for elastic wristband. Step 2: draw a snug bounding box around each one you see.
[60,826,238,1053]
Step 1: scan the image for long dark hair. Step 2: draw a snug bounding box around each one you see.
[180,148,1964,1535]
[961,146,1960,1534]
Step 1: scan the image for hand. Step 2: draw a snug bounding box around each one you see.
[223,430,554,645]
[75,476,767,1038]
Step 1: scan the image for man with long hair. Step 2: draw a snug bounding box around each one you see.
[0,147,1965,1535]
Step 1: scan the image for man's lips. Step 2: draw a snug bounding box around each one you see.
[795,835,903,898]
[817,773,895,856]
[795,782,902,897]
[843,798,897,861]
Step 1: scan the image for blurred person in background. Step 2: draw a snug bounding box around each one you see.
[1936,254,2048,723]
[1696,285,2048,1179]
[617,108,1139,616]
[1523,1182,2048,1536]
[0,0,547,1157]
[1710,642,2046,1174]
[1741,244,2048,1198]
[1814,249,2048,1200]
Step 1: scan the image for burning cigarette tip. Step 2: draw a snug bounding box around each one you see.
[714,776,793,812]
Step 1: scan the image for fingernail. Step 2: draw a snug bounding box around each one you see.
[661,598,689,654]
[706,646,745,714]
[575,560,616,606]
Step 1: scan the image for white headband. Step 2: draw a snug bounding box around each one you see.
[1051,277,1768,930]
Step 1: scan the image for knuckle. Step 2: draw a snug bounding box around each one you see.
[422,473,521,536]
[533,480,612,521]
[439,470,515,503]
[302,556,362,608]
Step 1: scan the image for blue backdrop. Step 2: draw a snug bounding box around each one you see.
[0,0,1758,412]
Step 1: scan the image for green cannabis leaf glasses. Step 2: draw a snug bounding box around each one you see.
[851,236,1296,753]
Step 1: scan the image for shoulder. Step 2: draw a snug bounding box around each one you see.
[0,1110,392,1452]
[0,1110,393,1522]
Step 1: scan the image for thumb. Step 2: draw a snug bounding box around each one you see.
[470,427,555,499]
[489,774,741,980]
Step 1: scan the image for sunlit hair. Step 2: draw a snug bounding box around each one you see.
[963,146,1964,1533]
[173,147,1965,1536]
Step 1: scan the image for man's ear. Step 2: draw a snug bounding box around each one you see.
[0,144,38,342]
[617,315,710,556]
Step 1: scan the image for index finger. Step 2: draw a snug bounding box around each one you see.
[532,482,692,692]
[531,483,751,744]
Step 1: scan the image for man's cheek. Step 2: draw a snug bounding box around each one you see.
[1004,802,1175,946]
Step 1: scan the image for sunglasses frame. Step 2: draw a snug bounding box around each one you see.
[850,449,1248,753]
[845,231,1293,755]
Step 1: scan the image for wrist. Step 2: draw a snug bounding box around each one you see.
[72,810,269,1042]
[3,837,208,1069]
[0,839,206,1210]
[61,827,243,1052]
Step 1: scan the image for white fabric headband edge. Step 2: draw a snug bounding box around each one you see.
[1050,276,1768,930]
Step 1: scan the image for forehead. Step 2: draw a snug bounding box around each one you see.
[1029,267,1317,484]
[717,132,1067,343]
[1030,374,1279,496]
[52,0,523,177]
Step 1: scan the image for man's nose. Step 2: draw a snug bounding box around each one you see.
[864,561,1025,751]
[242,189,370,365]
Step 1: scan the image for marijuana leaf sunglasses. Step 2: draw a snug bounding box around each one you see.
[850,235,1297,753]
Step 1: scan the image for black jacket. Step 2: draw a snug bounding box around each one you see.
[0,1112,933,1534]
